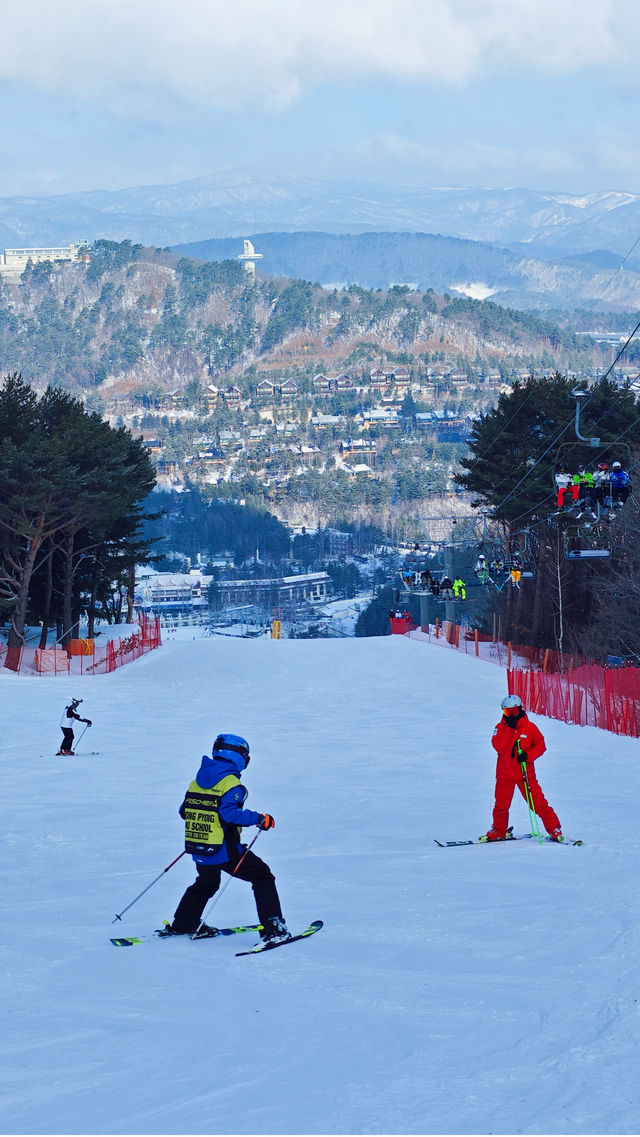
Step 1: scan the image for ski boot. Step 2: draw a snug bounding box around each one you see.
[155,920,220,939]
[191,923,221,939]
[155,921,185,937]
[549,829,564,842]
[260,916,291,945]
[479,827,513,843]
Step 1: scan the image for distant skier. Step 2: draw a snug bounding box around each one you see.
[609,461,632,506]
[164,733,290,943]
[554,466,577,508]
[440,575,454,600]
[592,462,611,507]
[572,464,596,513]
[481,694,563,842]
[508,558,522,587]
[474,554,491,584]
[452,577,466,599]
[58,698,91,755]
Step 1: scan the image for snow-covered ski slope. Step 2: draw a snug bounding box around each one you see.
[1,633,638,1136]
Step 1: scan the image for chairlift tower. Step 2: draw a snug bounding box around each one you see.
[238,239,263,281]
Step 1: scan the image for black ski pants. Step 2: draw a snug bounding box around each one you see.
[171,849,283,933]
[60,727,74,752]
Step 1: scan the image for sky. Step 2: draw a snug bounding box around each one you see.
[2,0,640,198]
[1,628,638,1134]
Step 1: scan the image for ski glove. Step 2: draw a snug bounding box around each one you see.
[84,719,92,726]
[258,814,275,830]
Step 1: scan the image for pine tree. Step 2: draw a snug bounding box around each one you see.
[0,375,156,647]
[455,373,640,653]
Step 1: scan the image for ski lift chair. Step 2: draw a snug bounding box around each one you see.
[563,520,611,560]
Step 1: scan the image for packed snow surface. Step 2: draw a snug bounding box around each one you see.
[1,633,638,1135]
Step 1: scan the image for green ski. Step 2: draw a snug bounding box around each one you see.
[235,919,323,956]
[110,922,262,947]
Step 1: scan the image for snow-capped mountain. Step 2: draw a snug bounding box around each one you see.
[2,169,640,255]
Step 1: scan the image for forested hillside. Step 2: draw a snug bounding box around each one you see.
[0,239,622,406]
[173,230,640,309]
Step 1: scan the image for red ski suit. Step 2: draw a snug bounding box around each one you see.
[490,713,561,837]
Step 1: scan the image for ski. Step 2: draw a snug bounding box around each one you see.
[435,827,515,847]
[235,919,323,957]
[45,751,100,757]
[110,922,262,947]
[435,832,583,847]
[520,834,583,846]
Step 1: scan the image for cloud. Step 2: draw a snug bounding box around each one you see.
[0,0,636,114]
[346,132,588,188]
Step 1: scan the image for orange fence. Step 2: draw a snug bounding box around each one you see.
[68,638,95,656]
[406,620,640,738]
[2,613,161,677]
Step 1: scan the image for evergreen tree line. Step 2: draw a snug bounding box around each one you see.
[455,374,640,659]
[147,487,389,576]
[0,374,157,648]
[147,488,292,568]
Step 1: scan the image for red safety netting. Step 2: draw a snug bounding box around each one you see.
[2,614,162,677]
[403,620,640,738]
[389,616,413,635]
[508,665,640,738]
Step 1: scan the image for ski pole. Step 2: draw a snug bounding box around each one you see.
[75,723,90,749]
[194,830,262,937]
[517,745,543,843]
[112,851,187,923]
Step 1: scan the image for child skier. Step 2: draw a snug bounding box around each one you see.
[481,694,563,842]
[58,698,92,755]
[164,733,290,943]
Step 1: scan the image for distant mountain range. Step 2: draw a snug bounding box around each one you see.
[171,230,640,312]
[1,170,640,255]
[3,170,640,309]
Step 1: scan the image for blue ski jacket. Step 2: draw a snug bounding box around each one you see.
[610,469,631,488]
[179,752,261,865]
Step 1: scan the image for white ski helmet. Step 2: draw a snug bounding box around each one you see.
[501,694,523,710]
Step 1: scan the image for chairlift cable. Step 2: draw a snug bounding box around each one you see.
[461,311,640,533]
[588,233,640,307]
[485,350,640,522]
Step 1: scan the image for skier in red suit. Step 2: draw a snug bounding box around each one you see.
[482,694,563,841]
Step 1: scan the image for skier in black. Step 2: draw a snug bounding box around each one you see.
[164,733,290,943]
[58,698,92,755]
[440,575,454,600]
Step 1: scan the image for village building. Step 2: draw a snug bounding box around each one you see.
[204,384,219,412]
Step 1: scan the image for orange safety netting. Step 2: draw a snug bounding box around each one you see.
[35,648,70,674]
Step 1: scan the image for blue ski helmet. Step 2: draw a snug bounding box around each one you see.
[212,733,251,766]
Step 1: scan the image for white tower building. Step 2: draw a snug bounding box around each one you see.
[237,239,263,281]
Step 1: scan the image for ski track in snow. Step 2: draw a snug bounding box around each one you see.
[0,633,638,1135]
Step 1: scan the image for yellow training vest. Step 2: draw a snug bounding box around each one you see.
[183,774,240,856]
